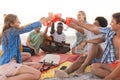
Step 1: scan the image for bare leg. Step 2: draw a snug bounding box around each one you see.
[104,75,120,80]
[91,63,112,78]
[75,44,103,74]
[104,63,120,80]
[21,52,32,62]
[65,53,87,74]
[23,62,42,70]
[55,53,87,78]
[6,65,40,80]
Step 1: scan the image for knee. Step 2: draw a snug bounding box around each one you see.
[27,53,31,58]
[71,48,75,54]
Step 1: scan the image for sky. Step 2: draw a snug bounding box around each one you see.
[0,0,120,45]
[0,0,120,25]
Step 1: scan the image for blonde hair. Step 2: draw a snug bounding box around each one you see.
[78,11,86,21]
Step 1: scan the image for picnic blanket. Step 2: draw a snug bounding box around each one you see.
[31,53,100,80]
[31,53,80,80]
[39,54,60,66]
[31,53,80,64]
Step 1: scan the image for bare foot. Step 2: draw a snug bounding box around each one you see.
[55,70,69,78]
[73,65,86,76]
[73,70,84,76]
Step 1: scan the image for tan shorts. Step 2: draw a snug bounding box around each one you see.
[0,60,22,80]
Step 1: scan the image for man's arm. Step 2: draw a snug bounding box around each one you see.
[26,37,37,54]
[69,23,84,34]
[60,18,84,34]
[70,18,100,34]
[50,22,55,34]
[78,37,105,50]
[86,36,105,44]
[42,26,49,38]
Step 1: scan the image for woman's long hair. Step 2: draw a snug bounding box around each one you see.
[0,14,17,44]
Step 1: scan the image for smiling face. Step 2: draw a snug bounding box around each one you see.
[57,22,63,34]
[110,12,120,31]
[3,14,21,31]
[77,11,86,22]
[110,17,120,31]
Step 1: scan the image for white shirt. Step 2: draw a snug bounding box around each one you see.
[51,31,65,43]
[84,29,105,51]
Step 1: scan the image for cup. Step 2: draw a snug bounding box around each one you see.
[66,17,72,26]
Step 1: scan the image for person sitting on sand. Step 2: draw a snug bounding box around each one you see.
[55,16,108,78]
[40,22,70,54]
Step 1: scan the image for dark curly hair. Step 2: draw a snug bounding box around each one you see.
[95,17,108,27]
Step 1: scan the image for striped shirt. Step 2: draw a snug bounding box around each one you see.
[100,27,116,63]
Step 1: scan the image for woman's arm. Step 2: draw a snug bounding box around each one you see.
[15,17,52,35]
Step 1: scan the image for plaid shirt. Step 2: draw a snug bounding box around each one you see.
[100,27,116,63]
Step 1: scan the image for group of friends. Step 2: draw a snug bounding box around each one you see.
[0,11,120,80]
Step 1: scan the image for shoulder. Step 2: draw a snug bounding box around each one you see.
[29,31,34,36]
[99,27,112,33]
[6,28,18,36]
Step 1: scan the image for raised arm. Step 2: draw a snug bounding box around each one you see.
[68,22,84,34]
[15,17,52,36]
[42,26,49,38]
[70,18,100,34]
[50,22,55,34]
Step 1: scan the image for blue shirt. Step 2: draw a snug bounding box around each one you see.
[0,21,41,65]
[99,27,116,63]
